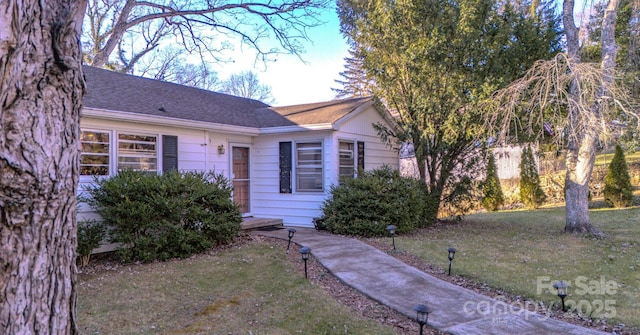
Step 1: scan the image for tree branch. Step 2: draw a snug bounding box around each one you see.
[86,0,328,68]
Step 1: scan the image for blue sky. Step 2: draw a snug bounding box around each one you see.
[211,6,350,106]
[214,0,593,106]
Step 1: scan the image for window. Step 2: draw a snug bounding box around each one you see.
[81,129,173,177]
[296,141,323,192]
[339,141,355,183]
[80,130,110,176]
[117,133,157,172]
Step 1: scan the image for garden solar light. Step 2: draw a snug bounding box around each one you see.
[386,224,397,250]
[286,228,296,253]
[413,304,431,335]
[447,247,456,276]
[553,281,569,312]
[300,246,311,279]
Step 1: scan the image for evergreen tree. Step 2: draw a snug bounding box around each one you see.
[519,146,546,209]
[332,48,373,98]
[482,152,504,212]
[604,144,634,207]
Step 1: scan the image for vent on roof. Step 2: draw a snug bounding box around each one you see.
[159,106,167,112]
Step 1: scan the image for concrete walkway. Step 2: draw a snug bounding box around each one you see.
[255,228,610,335]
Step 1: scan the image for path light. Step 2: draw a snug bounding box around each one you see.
[447,247,457,276]
[286,228,296,253]
[553,281,569,312]
[386,225,397,250]
[300,246,311,279]
[413,304,431,335]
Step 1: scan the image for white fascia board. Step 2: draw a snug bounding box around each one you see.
[259,123,335,134]
[83,107,260,135]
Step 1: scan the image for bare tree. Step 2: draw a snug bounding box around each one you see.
[82,0,329,71]
[136,47,220,90]
[220,71,275,104]
[486,0,639,234]
[1,0,86,334]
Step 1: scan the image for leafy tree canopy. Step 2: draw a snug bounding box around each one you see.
[338,0,562,215]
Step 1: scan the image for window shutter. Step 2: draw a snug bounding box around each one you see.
[162,135,178,173]
[357,141,365,171]
[279,141,292,193]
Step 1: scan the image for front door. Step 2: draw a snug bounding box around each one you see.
[232,146,250,214]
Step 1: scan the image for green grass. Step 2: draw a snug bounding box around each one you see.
[384,207,640,328]
[595,151,640,166]
[77,241,398,335]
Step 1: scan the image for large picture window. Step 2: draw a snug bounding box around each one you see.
[80,130,110,176]
[117,133,157,172]
[296,141,323,192]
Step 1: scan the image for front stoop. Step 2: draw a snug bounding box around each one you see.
[241,217,284,230]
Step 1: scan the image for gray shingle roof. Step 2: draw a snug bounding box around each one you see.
[82,66,372,129]
[260,97,373,127]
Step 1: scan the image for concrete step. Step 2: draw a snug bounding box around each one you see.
[241,217,283,230]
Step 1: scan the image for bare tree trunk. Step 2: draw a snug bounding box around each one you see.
[563,0,620,234]
[0,0,86,334]
[564,133,598,233]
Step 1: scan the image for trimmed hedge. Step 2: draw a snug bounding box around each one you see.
[320,166,438,237]
[83,170,241,262]
[77,219,107,266]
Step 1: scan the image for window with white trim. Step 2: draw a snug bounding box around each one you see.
[339,141,355,184]
[117,133,157,172]
[80,130,110,176]
[80,130,163,176]
[295,141,323,192]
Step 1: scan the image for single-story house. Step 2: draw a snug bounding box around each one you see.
[79,66,399,228]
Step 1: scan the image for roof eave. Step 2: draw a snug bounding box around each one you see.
[83,107,261,135]
[259,123,335,134]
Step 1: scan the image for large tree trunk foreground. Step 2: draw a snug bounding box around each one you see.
[1,0,87,334]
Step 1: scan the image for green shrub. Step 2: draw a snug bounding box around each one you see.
[482,153,504,211]
[604,144,634,208]
[77,219,107,267]
[519,145,546,208]
[320,166,438,237]
[83,170,241,263]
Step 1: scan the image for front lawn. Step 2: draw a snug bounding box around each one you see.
[380,207,640,330]
[77,239,401,335]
